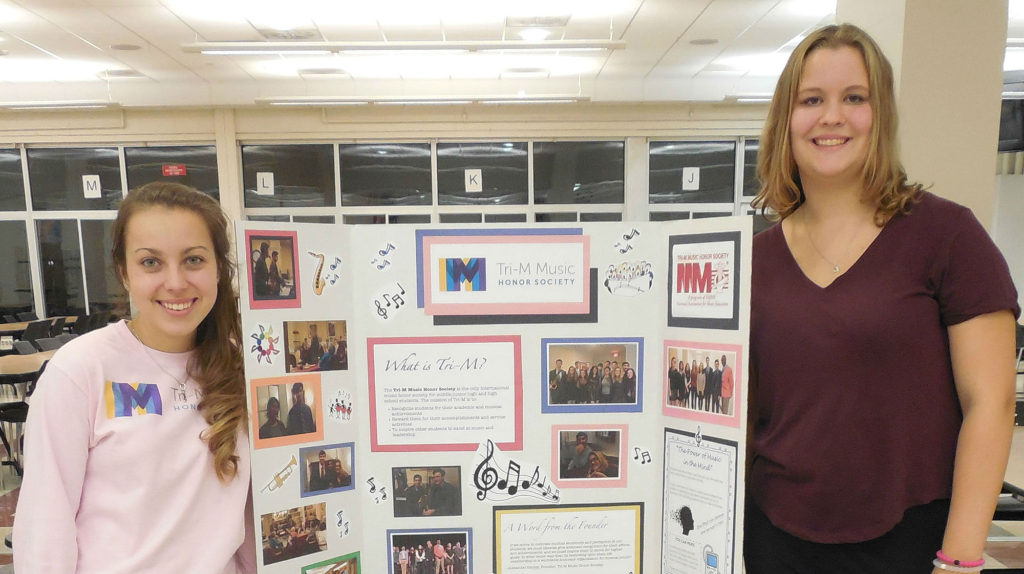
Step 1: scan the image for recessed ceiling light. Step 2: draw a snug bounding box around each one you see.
[518,28,551,42]
[110,43,141,51]
[690,38,718,46]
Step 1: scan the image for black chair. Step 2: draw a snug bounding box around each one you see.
[55,333,76,346]
[69,314,91,334]
[20,320,51,344]
[13,341,36,355]
[88,312,110,332]
[49,316,66,337]
[0,315,14,324]
[0,359,46,478]
[33,337,61,351]
[15,311,37,322]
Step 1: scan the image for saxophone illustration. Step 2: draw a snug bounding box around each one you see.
[308,251,326,295]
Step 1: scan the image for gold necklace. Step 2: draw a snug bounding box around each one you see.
[126,320,189,393]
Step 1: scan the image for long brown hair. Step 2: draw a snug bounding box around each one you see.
[752,23,923,224]
[111,182,245,482]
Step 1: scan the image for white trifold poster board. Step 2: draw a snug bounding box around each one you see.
[236,217,752,574]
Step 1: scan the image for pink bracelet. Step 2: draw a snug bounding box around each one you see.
[936,550,985,569]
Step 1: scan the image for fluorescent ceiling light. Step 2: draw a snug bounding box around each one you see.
[184,39,625,55]
[726,94,774,103]
[518,28,552,42]
[255,95,588,106]
[0,100,119,110]
[1003,91,1024,99]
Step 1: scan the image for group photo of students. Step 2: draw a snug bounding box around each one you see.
[283,320,349,373]
[665,348,737,417]
[545,341,640,405]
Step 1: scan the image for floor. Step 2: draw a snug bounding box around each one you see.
[0,427,1021,570]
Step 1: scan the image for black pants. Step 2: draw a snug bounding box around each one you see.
[744,498,948,574]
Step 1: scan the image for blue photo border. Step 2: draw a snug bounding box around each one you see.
[298,441,356,498]
[540,337,644,414]
[385,527,473,574]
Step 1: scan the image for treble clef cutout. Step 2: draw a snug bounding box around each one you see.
[473,440,499,500]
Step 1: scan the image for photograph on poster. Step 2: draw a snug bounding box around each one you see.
[386,528,471,574]
[301,551,359,574]
[552,426,627,487]
[260,502,328,566]
[299,442,354,497]
[667,231,740,330]
[661,428,738,574]
[541,338,643,413]
[251,373,324,449]
[246,229,302,309]
[284,320,349,373]
[367,335,523,452]
[392,466,463,518]
[662,341,743,428]
[493,503,642,574]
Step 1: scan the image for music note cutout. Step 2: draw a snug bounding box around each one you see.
[379,243,395,256]
[366,477,377,493]
[473,440,499,500]
[330,256,341,271]
[623,228,639,240]
[641,451,652,464]
[497,461,521,495]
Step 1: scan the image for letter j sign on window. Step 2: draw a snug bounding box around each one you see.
[465,169,482,193]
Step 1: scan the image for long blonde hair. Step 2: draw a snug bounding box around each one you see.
[112,182,246,482]
[752,23,923,224]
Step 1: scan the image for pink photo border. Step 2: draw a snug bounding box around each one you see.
[245,229,302,310]
[250,372,324,450]
[550,423,629,489]
[367,335,523,452]
[661,340,743,428]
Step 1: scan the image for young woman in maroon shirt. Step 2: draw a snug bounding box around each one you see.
[746,24,1019,574]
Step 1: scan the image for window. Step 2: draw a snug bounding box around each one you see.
[242,144,335,208]
[125,145,219,198]
[0,221,32,314]
[0,149,26,211]
[28,147,122,211]
[339,143,431,206]
[649,141,736,204]
[533,141,624,204]
[36,220,85,316]
[81,220,123,313]
[437,142,527,205]
[742,139,759,197]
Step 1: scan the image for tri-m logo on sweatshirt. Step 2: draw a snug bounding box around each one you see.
[104,381,163,418]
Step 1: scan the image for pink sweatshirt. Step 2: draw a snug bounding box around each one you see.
[14,321,255,573]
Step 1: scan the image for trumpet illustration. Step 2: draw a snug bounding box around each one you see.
[260,455,297,493]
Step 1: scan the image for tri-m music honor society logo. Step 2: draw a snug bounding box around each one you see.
[419,230,590,317]
[440,257,580,292]
[668,232,741,330]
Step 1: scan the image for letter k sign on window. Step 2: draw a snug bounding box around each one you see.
[465,169,482,193]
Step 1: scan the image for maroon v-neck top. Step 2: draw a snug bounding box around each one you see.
[749,192,1020,543]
